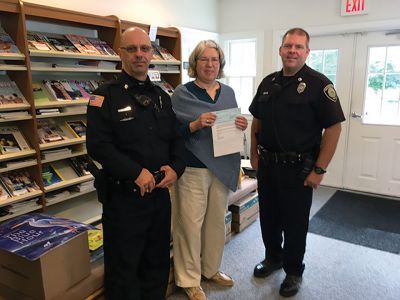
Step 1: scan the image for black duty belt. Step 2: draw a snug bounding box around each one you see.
[257,145,310,164]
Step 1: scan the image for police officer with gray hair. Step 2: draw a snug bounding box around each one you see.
[249,28,345,297]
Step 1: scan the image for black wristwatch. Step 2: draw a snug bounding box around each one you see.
[314,166,327,174]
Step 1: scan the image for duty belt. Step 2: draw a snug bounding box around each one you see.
[257,145,310,164]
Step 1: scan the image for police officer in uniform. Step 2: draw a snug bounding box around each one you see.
[249,28,345,297]
[87,27,185,300]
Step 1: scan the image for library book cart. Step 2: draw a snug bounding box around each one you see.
[0,1,181,299]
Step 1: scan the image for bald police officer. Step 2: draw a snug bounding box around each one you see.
[249,28,345,297]
[87,27,185,299]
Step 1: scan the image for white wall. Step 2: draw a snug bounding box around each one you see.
[218,0,400,77]
[25,0,218,32]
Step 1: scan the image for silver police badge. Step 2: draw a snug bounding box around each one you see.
[323,84,338,102]
[297,82,306,94]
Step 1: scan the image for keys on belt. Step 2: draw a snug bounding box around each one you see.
[257,145,309,164]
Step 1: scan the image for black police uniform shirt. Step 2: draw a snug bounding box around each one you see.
[86,71,186,182]
[249,64,345,153]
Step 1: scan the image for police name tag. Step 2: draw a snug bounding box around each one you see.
[118,106,132,112]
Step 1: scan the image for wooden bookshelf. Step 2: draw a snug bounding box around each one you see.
[0,0,182,226]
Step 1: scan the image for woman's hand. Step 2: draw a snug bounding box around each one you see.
[190,112,217,132]
[235,115,248,131]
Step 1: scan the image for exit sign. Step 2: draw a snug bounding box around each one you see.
[341,0,368,16]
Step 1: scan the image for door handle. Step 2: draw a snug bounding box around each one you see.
[351,112,362,119]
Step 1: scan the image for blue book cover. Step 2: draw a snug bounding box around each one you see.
[0,213,94,260]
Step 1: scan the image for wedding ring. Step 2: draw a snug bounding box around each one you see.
[207,119,210,123]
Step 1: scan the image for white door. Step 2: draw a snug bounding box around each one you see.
[344,31,400,197]
[307,34,354,188]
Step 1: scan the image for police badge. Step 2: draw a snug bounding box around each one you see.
[297,82,306,94]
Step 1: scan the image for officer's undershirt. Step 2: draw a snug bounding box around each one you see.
[180,80,221,168]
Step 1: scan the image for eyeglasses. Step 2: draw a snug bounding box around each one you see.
[120,45,153,54]
[198,57,220,64]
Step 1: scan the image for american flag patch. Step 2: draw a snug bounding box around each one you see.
[89,95,104,107]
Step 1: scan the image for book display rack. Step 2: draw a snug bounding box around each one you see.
[0,0,182,224]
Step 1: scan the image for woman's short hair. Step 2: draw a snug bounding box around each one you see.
[188,40,225,79]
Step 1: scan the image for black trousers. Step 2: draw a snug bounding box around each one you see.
[102,187,171,300]
[257,160,312,276]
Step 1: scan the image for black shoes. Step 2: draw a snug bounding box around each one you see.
[253,259,283,278]
[279,275,302,297]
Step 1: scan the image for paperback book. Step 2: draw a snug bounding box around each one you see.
[87,38,117,56]
[42,164,64,187]
[65,120,86,138]
[27,32,52,51]
[65,34,101,55]
[0,126,31,154]
[44,32,79,53]
[69,155,92,176]
[0,27,20,53]
[0,170,40,197]
[0,80,29,106]
[37,119,68,144]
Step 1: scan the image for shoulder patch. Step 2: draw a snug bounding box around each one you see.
[323,84,337,102]
[89,94,105,107]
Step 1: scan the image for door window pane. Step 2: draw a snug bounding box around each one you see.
[364,46,400,125]
[307,49,338,85]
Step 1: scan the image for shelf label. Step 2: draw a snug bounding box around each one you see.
[149,25,158,42]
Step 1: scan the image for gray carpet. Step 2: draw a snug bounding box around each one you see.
[309,191,400,254]
[168,187,400,300]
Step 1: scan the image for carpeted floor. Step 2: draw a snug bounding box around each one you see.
[308,190,400,254]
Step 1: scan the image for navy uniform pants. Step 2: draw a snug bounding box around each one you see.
[257,160,312,276]
[102,187,171,300]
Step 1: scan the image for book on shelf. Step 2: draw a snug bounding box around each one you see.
[0,157,36,169]
[43,32,79,53]
[70,179,94,192]
[65,34,101,55]
[41,147,72,160]
[0,178,10,201]
[0,111,30,120]
[0,126,31,154]
[87,38,118,56]
[65,120,86,138]
[0,27,20,54]
[36,108,61,115]
[27,32,52,51]
[152,43,178,61]
[61,105,87,114]
[37,119,69,144]
[78,60,118,69]
[0,80,29,106]
[69,155,92,177]
[42,164,64,187]
[32,82,50,104]
[45,189,71,204]
[0,170,40,197]
[0,198,40,218]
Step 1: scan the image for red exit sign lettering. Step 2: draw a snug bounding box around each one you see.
[341,0,369,16]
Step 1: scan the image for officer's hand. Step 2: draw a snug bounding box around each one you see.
[235,116,248,131]
[155,165,177,189]
[304,171,323,189]
[250,153,259,171]
[135,168,155,196]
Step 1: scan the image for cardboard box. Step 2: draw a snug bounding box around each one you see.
[232,210,259,233]
[225,210,232,236]
[0,232,90,300]
[227,177,257,206]
[229,192,259,223]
